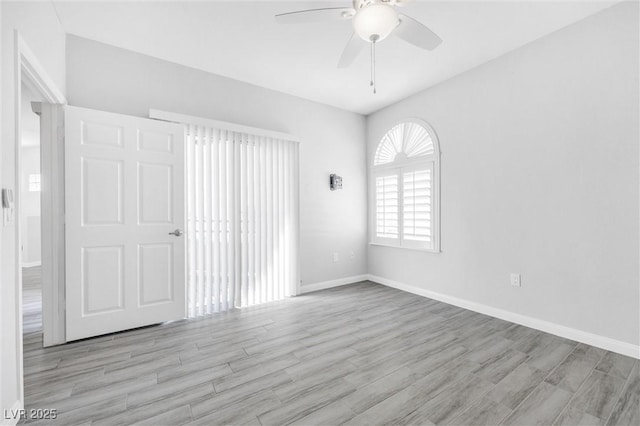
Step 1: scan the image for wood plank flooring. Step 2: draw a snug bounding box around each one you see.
[22,282,638,425]
[22,266,42,334]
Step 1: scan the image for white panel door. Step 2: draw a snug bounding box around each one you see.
[65,105,185,341]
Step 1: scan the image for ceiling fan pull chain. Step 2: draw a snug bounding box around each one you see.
[373,39,377,94]
[370,41,374,89]
[369,37,377,95]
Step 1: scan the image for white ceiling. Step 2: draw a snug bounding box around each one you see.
[52,0,616,115]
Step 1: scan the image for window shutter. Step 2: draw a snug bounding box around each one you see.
[403,168,432,247]
[371,120,440,252]
[375,174,399,239]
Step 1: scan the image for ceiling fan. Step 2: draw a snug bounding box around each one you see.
[275,0,442,92]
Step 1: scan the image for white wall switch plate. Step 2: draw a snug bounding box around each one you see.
[510,273,521,287]
[333,252,339,262]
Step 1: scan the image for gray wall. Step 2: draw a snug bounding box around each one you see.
[66,35,368,289]
[366,2,639,346]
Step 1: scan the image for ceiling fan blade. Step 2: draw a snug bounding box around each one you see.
[338,33,364,68]
[275,7,355,24]
[394,14,442,51]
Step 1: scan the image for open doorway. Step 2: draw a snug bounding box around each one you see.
[21,81,44,335]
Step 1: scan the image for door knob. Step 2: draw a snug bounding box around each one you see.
[168,229,183,237]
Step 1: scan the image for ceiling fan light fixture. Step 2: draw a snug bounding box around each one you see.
[353,3,399,42]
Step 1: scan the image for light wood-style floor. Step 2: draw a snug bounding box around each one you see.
[22,281,638,425]
[22,266,43,334]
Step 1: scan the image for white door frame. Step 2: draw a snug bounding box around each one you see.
[34,103,66,347]
[14,29,66,404]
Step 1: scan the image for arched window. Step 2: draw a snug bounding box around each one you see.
[371,120,440,251]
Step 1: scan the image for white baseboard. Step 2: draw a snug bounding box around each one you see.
[21,261,41,268]
[2,400,23,426]
[368,274,640,359]
[301,274,369,294]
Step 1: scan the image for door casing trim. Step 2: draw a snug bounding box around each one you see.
[14,30,66,410]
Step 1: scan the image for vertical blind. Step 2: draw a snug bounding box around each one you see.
[185,123,300,316]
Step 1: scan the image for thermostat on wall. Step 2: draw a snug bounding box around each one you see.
[330,174,343,191]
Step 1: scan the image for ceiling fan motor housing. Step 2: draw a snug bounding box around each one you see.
[354,0,404,8]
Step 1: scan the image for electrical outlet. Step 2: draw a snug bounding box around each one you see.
[333,252,339,263]
[349,251,355,260]
[510,273,521,287]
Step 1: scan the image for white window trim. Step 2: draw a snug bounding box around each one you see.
[369,119,441,253]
